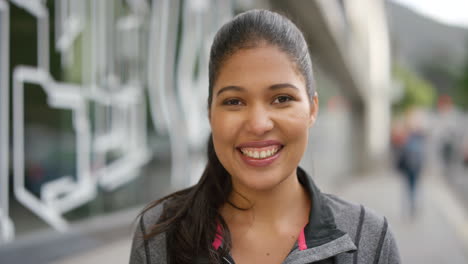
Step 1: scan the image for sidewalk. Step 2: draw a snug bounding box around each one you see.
[334,168,468,263]
[52,238,132,264]
[52,168,468,264]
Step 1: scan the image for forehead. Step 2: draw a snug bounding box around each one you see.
[213,45,306,93]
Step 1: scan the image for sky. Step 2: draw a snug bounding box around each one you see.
[390,0,468,28]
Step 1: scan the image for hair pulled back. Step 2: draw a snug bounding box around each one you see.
[208,9,315,107]
[143,9,314,264]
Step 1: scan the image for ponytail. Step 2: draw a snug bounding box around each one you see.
[141,135,233,263]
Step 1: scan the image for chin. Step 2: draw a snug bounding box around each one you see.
[234,170,292,192]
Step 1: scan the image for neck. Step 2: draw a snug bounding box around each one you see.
[222,170,310,228]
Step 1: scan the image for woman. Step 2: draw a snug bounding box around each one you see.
[131,10,400,264]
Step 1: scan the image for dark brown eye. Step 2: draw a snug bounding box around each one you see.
[223,98,243,106]
[273,95,293,104]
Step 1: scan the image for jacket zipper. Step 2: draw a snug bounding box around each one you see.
[223,256,233,264]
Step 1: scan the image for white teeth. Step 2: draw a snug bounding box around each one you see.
[240,146,280,159]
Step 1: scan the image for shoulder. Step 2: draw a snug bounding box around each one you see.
[140,202,165,229]
[323,193,383,235]
[130,203,167,264]
[322,193,401,264]
[322,193,362,228]
[323,193,385,232]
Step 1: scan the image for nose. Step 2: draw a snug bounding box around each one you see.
[245,104,274,136]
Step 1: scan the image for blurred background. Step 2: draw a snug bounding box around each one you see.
[0,0,467,263]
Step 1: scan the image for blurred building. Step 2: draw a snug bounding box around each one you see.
[266,0,391,184]
[0,0,391,261]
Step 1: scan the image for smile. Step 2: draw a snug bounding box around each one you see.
[236,140,283,167]
[239,145,281,159]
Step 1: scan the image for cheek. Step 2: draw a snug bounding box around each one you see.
[210,112,241,143]
[277,106,312,134]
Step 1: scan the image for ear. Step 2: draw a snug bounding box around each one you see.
[208,101,214,126]
[308,92,319,127]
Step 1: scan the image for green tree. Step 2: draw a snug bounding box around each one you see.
[392,64,436,114]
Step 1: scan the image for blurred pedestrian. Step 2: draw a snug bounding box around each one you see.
[461,115,468,169]
[464,145,468,168]
[393,108,426,219]
[435,95,460,177]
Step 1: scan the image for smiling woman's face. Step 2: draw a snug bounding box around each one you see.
[210,44,318,193]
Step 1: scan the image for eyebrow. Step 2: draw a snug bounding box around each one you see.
[216,83,299,96]
[269,83,299,91]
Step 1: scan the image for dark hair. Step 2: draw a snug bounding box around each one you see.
[142,9,314,264]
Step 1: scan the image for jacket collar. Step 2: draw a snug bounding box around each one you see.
[287,167,356,262]
[297,167,347,247]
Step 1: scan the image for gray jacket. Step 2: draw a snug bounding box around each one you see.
[130,168,401,263]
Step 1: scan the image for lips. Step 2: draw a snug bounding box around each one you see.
[236,140,283,167]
